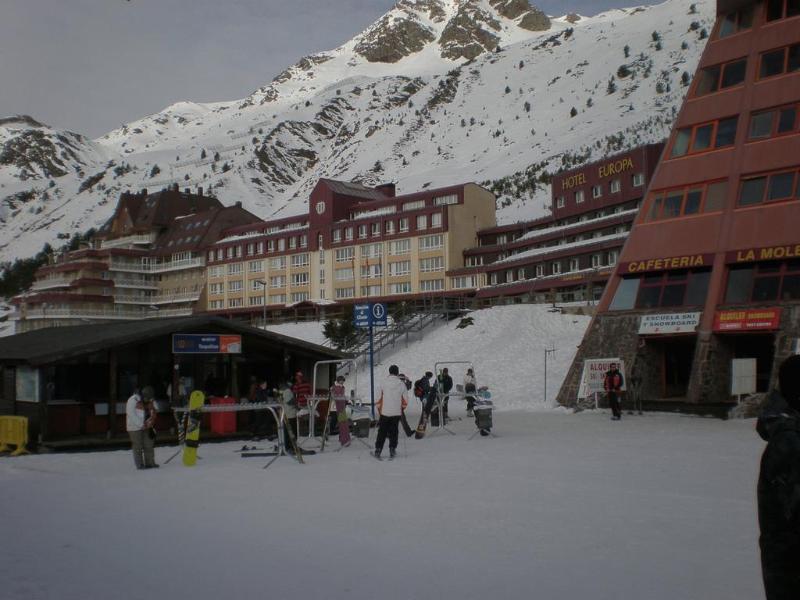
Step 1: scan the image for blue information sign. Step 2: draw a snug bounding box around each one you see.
[353,303,387,328]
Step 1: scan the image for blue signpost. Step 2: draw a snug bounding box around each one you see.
[354,303,387,418]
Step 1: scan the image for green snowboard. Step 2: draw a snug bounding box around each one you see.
[182,390,205,466]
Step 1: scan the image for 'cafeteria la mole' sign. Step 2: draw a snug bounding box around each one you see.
[172,334,242,354]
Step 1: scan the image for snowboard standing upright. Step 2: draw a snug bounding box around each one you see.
[415,391,438,439]
[182,390,205,466]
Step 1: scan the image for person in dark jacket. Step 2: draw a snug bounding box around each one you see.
[603,363,624,420]
[438,368,454,420]
[757,354,800,600]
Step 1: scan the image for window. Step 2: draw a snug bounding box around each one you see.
[670,117,738,157]
[257,242,264,254]
[748,103,799,140]
[361,243,382,259]
[452,276,477,289]
[431,212,442,228]
[345,227,353,241]
[694,58,747,96]
[738,169,799,206]
[385,221,395,235]
[246,243,254,256]
[518,268,526,280]
[552,262,562,275]
[360,264,382,279]
[399,218,409,232]
[371,223,381,237]
[390,239,411,255]
[433,194,458,206]
[718,5,754,38]
[335,287,355,299]
[645,181,727,220]
[556,196,565,208]
[575,190,585,203]
[209,282,223,295]
[267,240,275,253]
[270,257,286,270]
[759,44,800,79]
[235,246,243,258]
[207,250,214,262]
[250,279,265,292]
[388,282,412,294]
[632,173,644,187]
[335,267,354,281]
[269,294,287,304]
[249,295,264,307]
[358,225,367,239]
[361,285,382,296]
[591,254,603,268]
[403,200,425,211]
[569,258,579,272]
[226,247,234,259]
[249,260,263,273]
[228,280,243,292]
[416,215,427,230]
[332,229,341,243]
[291,253,309,268]
[228,298,243,308]
[291,292,309,303]
[335,247,355,262]
[228,263,243,275]
[300,235,307,248]
[490,273,498,285]
[767,0,800,22]
[535,265,544,278]
[216,249,224,261]
[419,234,444,251]
[291,272,309,286]
[725,260,800,303]
[277,238,286,252]
[269,275,286,288]
[420,279,444,292]
[610,179,621,194]
[389,261,411,276]
[420,257,444,272]
[608,250,619,265]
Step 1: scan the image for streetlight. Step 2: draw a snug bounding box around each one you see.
[255,280,267,328]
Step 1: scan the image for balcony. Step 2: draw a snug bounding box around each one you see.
[9,306,194,321]
[114,291,201,305]
[100,232,158,249]
[113,277,159,289]
[109,257,204,274]
[30,277,74,291]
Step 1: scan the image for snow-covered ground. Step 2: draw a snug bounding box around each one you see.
[0,411,763,600]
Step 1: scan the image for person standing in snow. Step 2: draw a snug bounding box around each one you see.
[375,365,408,459]
[437,368,454,421]
[464,368,477,416]
[604,363,624,420]
[757,355,800,599]
[126,386,158,470]
[330,375,351,447]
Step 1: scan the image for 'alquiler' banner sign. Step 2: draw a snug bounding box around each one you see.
[712,309,782,332]
[638,312,701,335]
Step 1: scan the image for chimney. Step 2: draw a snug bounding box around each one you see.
[376,183,396,197]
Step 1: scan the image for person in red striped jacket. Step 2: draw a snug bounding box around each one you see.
[291,371,312,408]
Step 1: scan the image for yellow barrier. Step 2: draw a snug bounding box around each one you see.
[0,416,30,456]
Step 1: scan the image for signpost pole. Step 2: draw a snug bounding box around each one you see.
[369,323,375,420]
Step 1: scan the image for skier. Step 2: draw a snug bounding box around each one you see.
[374,365,408,460]
[292,370,313,435]
[252,377,272,438]
[757,355,800,600]
[437,368,454,421]
[604,362,624,420]
[330,375,351,447]
[126,386,158,470]
[464,368,477,416]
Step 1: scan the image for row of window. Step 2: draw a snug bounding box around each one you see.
[718,1,800,40]
[348,194,458,220]
[209,234,309,263]
[739,167,800,206]
[695,43,800,98]
[555,173,644,208]
[488,251,619,285]
[331,279,445,297]
[332,213,442,243]
[644,181,727,221]
[670,117,737,158]
[726,260,800,303]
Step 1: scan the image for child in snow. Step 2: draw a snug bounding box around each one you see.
[330,375,351,447]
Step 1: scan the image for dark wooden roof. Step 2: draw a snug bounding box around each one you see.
[0,316,343,366]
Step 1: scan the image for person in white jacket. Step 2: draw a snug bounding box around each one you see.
[375,365,408,459]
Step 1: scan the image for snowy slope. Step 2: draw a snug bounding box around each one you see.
[0,0,714,263]
[0,412,763,600]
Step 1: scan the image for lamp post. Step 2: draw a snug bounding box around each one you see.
[255,280,267,328]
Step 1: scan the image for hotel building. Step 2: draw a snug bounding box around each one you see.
[558,0,800,411]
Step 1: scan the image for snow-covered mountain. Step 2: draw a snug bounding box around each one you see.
[0,0,714,264]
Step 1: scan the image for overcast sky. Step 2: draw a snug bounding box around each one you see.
[1,0,631,138]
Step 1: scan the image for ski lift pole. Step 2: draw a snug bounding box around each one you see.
[369,323,375,420]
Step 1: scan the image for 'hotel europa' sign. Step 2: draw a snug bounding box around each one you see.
[638,312,701,335]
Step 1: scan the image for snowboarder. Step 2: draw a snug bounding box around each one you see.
[126,386,158,470]
[374,365,408,460]
[330,375,351,447]
[604,363,624,420]
[437,368,454,421]
[464,368,477,416]
[757,355,800,600]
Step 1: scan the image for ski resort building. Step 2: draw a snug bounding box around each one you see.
[558,0,800,413]
[10,186,260,333]
[204,179,496,321]
[448,144,664,304]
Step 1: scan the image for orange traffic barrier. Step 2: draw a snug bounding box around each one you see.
[0,416,30,456]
